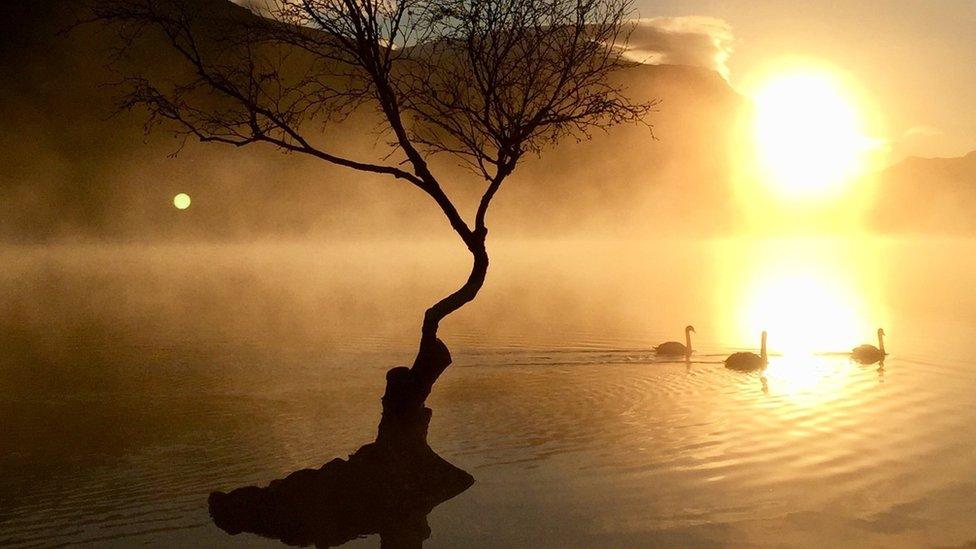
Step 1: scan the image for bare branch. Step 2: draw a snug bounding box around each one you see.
[88,0,652,243]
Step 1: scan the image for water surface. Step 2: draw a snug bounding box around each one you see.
[2,238,975,547]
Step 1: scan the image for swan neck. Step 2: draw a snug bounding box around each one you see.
[760,333,768,362]
[878,331,885,354]
[685,329,692,354]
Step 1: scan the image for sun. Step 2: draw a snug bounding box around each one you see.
[751,67,878,198]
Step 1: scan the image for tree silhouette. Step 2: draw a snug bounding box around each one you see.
[90,0,651,448]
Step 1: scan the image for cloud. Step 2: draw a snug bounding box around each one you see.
[230,0,277,15]
[622,17,735,80]
[228,4,735,79]
[902,125,943,139]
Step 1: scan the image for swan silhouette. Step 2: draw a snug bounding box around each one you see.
[852,328,886,364]
[725,331,767,372]
[654,325,695,358]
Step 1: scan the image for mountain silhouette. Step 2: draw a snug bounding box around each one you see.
[871,151,976,233]
[0,0,746,242]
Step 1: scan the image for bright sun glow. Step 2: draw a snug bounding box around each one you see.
[718,238,881,357]
[752,68,878,198]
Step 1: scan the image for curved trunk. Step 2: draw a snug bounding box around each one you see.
[376,234,489,448]
[415,235,488,395]
[209,234,484,545]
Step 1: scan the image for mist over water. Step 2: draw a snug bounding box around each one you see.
[3,237,976,547]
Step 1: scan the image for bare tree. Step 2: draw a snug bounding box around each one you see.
[90,0,652,448]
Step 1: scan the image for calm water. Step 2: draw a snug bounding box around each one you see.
[2,238,976,547]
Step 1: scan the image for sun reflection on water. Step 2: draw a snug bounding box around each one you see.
[762,355,855,406]
[714,237,886,402]
[739,263,865,355]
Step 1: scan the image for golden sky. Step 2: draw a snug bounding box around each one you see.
[633,0,976,160]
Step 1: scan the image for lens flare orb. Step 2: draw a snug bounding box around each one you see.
[173,193,192,210]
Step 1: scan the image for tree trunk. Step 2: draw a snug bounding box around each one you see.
[208,232,487,546]
[376,233,489,449]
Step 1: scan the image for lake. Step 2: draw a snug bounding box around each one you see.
[2,237,975,547]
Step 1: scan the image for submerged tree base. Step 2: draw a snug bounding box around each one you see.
[209,428,472,547]
[209,361,473,548]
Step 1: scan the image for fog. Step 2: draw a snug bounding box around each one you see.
[6,235,976,396]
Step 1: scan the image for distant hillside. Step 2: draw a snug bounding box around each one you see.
[872,151,976,233]
[0,0,747,242]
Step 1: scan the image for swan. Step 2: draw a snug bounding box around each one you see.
[852,328,886,364]
[654,325,695,358]
[725,331,767,372]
